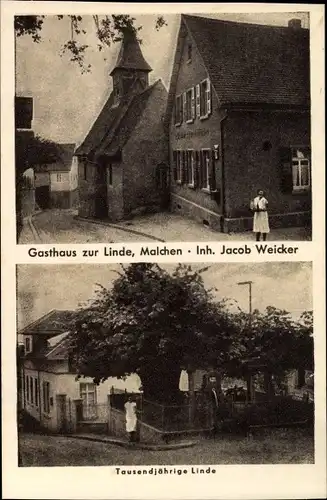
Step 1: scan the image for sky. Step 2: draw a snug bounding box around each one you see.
[17,261,312,331]
[15,11,310,146]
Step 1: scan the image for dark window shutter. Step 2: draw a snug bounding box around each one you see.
[209,150,217,191]
[182,151,187,184]
[173,151,177,181]
[199,151,204,188]
[193,151,199,188]
[279,147,292,194]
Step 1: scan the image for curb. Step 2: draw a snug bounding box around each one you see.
[75,216,166,242]
[69,434,197,450]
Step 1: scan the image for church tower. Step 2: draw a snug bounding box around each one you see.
[110,29,152,105]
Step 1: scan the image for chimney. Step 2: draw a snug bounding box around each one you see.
[288,18,302,30]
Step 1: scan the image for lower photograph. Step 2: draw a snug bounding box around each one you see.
[16,261,314,466]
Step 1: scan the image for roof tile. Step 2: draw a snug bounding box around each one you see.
[183,15,310,106]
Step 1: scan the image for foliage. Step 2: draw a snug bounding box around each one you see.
[25,135,63,167]
[69,263,313,404]
[15,15,168,73]
[69,263,237,402]
[226,307,313,378]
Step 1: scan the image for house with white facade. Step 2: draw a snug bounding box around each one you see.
[34,144,78,210]
[19,309,141,433]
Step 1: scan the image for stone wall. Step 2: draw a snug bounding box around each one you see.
[108,406,165,444]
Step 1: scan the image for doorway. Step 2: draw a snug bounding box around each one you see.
[35,185,50,209]
[156,163,170,209]
[56,394,67,432]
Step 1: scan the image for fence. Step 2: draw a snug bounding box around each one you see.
[139,398,212,432]
[220,395,314,427]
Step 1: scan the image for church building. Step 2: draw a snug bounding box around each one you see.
[75,29,168,221]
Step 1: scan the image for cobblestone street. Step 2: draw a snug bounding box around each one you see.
[19,209,311,244]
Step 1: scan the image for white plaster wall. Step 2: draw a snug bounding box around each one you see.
[50,171,70,191]
[70,156,78,190]
[34,172,50,187]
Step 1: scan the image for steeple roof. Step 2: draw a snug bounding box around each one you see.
[110,29,152,75]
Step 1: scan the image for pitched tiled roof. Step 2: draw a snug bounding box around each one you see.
[75,91,120,157]
[75,80,166,158]
[19,309,76,336]
[182,15,310,107]
[34,143,76,172]
[97,80,166,156]
[110,29,152,74]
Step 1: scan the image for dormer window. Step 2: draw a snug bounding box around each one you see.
[25,336,31,354]
[187,43,192,62]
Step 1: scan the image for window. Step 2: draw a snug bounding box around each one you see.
[291,148,311,191]
[56,173,63,182]
[198,79,211,119]
[80,383,97,406]
[175,151,183,183]
[200,149,211,190]
[34,378,39,407]
[30,376,34,404]
[25,337,31,353]
[185,150,195,186]
[108,164,113,186]
[184,88,195,123]
[43,381,50,413]
[26,375,30,403]
[187,43,192,62]
[81,162,87,181]
[174,95,183,126]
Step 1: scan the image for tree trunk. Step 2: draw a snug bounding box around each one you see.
[140,366,182,404]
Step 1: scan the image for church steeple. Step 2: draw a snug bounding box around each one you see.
[110,29,152,104]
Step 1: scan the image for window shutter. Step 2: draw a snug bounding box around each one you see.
[209,150,216,191]
[279,147,293,194]
[173,151,177,181]
[196,84,200,118]
[191,150,195,185]
[199,151,204,188]
[193,152,199,188]
[191,87,195,121]
[206,79,211,116]
[182,93,187,123]
[182,151,187,184]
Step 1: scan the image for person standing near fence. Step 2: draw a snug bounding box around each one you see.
[124,396,137,443]
[251,189,270,241]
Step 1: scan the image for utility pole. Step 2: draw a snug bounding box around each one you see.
[237,281,253,318]
[237,281,254,402]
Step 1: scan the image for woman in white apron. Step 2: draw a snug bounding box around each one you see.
[252,190,270,241]
[124,396,137,442]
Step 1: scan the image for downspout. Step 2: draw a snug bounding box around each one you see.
[220,113,228,232]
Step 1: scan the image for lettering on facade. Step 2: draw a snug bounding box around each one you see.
[175,129,209,140]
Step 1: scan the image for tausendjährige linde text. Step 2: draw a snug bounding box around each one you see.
[27,243,299,258]
[115,466,216,475]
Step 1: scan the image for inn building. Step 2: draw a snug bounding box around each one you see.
[166,15,311,232]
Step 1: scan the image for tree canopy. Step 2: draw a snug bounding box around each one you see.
[15,15,167,73]
[227,307,313,378]
[69,263,313,404]
[69,263,237,402]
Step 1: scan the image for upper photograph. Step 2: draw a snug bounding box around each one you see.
[15,12,312,244]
